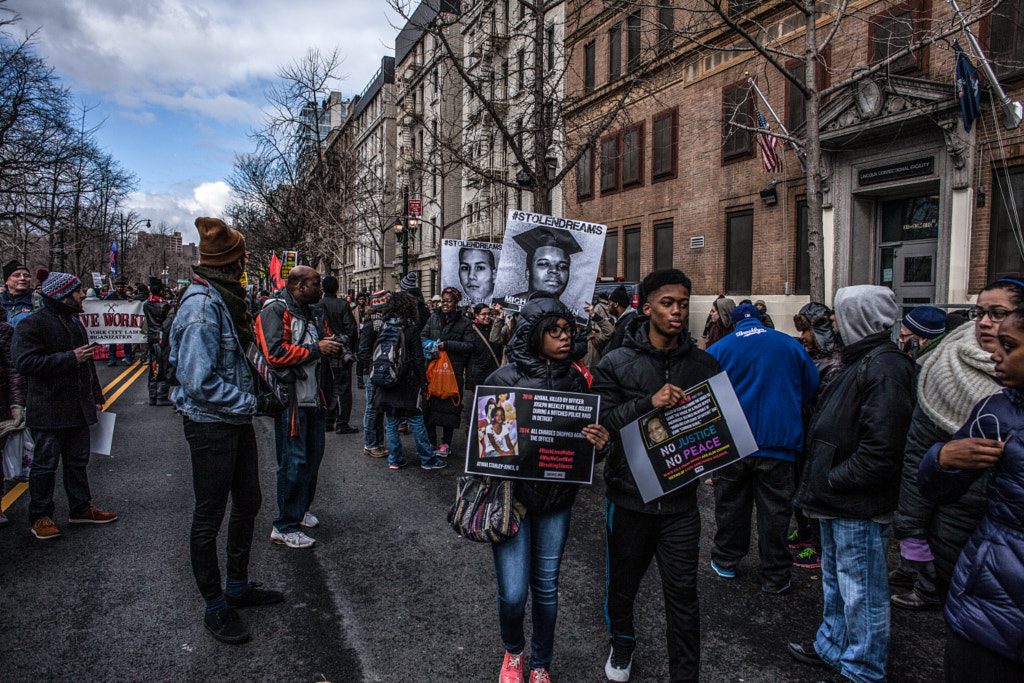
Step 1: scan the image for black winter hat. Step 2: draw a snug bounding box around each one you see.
[3,259,28,282]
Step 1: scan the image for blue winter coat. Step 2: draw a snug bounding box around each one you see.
[919,388,1024,663]
[707,318,819,460]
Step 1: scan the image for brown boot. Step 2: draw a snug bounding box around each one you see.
[69,506,118,524]
[31,517,61,540]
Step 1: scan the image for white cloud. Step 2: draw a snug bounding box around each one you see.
[128,181,235,243]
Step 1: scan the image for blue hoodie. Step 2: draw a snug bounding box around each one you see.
[708,318,819,461]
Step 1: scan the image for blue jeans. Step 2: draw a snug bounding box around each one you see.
[107,343,132,364]
[363,375,379,449]
[491,507,572,670]
[273,407,326,533]
[384,412,434,467]
[28,427,93,522]
[815,518,892,683]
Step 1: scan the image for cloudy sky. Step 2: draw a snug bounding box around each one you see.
[6,0,406,243]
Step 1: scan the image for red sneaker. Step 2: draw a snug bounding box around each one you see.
[500,651,524,683]
[529,669,551,683]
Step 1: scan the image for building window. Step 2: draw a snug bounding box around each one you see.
[627,11,642,72]
[584,41,596,94]
[622,123,644,188]
[869,0,927,75]
[517,51,525,91]
[729,0,765,20]
[547,26,556,72]
[654,221,674,270]
[990,0,1024,80]
[726,209,754,294]
[990,166,1024,281]
[577,146,593,200]
[652,109,677,180]
[602,230,618,277]
[658,1,674,54]
[608,24,622,82]
[601,134,619,194]
[624,227,641,281]
[722,81,753,162]
[796,200,810,294]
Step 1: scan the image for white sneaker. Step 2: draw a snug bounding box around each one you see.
[605,637,635,682]
[301,511,320,528]
[270,527,316,549]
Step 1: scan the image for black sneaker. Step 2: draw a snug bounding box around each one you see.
[224,582,285,608]
[605,635,636,682]
[204,607,250,644]
[334,424,359,434]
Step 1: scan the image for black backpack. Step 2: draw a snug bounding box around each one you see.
[370,322,406,388]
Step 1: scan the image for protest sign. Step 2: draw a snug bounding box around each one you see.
[620,372,757,503]
[440,239,502,305]
[492,210,606,323]
[465,385,600,484]
[91,272,103,290]
[79,300,145,344]
[281,251,298,279]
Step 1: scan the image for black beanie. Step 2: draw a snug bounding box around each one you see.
[3,259,28,282]
[609,285,630,307]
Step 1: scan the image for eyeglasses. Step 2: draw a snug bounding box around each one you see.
[544,325,573,339]
[971,306,1011,323]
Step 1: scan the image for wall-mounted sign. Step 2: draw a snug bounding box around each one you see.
[858,157,934,186]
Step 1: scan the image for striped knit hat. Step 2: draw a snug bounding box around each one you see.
[399,271,417,292]
[36,268,82,300]
[370,289,391,309]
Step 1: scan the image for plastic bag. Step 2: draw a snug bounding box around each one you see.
[426,350,460,403]
[2,429,34,481]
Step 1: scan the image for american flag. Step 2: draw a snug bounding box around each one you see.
[755,107,782,173]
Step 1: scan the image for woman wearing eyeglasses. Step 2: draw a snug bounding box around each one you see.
[482,293,609,683]
[890,278,1024,611]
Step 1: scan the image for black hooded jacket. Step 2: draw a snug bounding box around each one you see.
[593,315,720,515]
[485,296,591,514]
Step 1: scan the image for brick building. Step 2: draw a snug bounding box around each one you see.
[564,0,1024,336]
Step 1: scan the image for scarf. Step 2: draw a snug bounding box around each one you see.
[192,265,254,348]
[917,322,1000,434]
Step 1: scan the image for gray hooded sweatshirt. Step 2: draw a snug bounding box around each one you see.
[833,285,899,346]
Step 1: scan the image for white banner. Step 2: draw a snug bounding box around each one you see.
[80,300,145,344]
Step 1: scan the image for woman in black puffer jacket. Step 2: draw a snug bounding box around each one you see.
[422,287,473,456]
[483,294,609,683]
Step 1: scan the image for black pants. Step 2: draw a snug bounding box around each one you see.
[945,626,1024,682]
[183,418,261,601]
[29,427,92,522]
[606,501,701,683]
[328,362,353,427]
[712,456,794,591]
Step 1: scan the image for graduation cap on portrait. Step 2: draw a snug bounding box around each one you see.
[513,227,583,261]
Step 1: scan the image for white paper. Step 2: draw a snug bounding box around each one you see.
[90,411,116,456]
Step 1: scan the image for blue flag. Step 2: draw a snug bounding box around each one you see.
[954,41,982,133]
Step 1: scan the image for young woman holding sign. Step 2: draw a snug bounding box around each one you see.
[482,293,609,683]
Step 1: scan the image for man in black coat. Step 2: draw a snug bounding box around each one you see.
[143,277,172,406]
[13,269,116,540]
[603,285,636,355]
[317,276,359,434]
[593,269,720,683]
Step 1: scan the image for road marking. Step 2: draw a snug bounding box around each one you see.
[1,361,149,513]
[103,361,143,395]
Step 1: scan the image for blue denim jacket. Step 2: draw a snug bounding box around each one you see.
[169,279,256,424]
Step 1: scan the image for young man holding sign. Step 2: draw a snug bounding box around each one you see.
[593,269,720,683]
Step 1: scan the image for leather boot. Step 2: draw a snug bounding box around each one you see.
[148,380,158,406]
[155,382,173,406]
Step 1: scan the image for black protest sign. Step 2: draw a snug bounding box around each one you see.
[620,372,757,503]
[465,385,600,484]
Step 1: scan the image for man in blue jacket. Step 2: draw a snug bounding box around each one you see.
[707,303,819,594]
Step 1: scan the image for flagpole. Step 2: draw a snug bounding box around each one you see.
[747,77,808,173]
[947,0,1022,129]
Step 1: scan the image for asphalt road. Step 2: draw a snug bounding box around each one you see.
[0,362,947,682]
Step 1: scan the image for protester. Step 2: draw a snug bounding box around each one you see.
[465,303,505,394]
[255,266,341,549]
[373,291,447,471]
[706,303,818,594]
[423,287,473,457]
[103,280,133,365]
[789,302,844,567]
[169,217,283,645]
[891,281,1017,611]
[13,269,117,540]
[353,290,369,389]
[399,271,431,332]
[918,306,1024,681]
[898,305,947,359]
[317,275,359,434]
[788,285,915,683]
[0,305,26,529]
[753,300,774,329]
[483,294,610,683]
[593,269,721,682]
[144,278,172,406]
[602,286,636,355]
[1,260,41,328]
[356,290,390,457]
[580,296,614,370]
[704,297,736,348]
[491,302,514,353]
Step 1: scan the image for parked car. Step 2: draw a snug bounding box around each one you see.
[592,278,640,309]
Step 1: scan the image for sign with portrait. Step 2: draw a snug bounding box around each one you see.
[440,239,502,305]
[492,210,607,323]
[620,372,757,503]
[465,385,600,485]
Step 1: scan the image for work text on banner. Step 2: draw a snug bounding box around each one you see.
[79,300,145,344]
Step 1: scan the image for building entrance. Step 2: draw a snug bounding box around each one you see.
[877,194,939,306]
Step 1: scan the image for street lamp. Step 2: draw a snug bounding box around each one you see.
[394,187,418,279]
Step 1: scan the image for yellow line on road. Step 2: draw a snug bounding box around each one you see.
[103,360,143,395]
[2,361,149,513]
